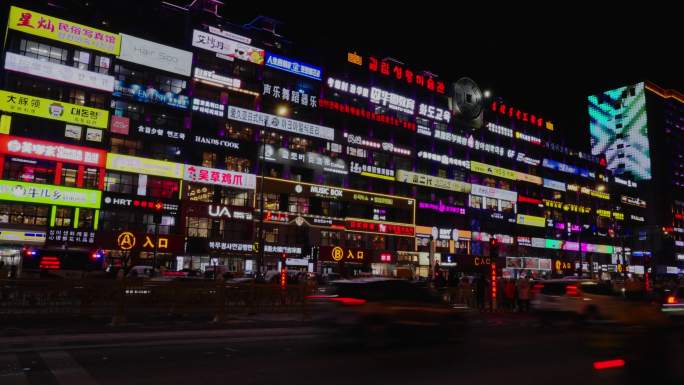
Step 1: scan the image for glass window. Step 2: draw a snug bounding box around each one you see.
[61,166,78,187]
[220,189,251,207]
[78,208,94,229]
[5,160,54,184]
[89,93,107,109]
[225,156,250,173]
[147,177,179,199]
[83,168,99,189]
[69,89,86,105]
[500,200,515,213]
[54,207,73,228]
[156,75,186,94]
[104,172,136,194]
[73,50,91,70]
[93,55,111,74]
[0,203,49,226]
[288,196,309,214]
[111,137,142,155]
[202,152,216,168]
[226,124,252,141]
[469,195,483,209]
[485,198,498,211]
[186,217,210,238]
[20,39,67,64]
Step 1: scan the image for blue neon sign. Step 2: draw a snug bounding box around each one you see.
[265,52,322,81]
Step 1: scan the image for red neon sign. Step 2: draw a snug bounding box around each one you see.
[365,56,445,94]
[319,99,416,131]
[490,101,553,131]
[39,256,61,270]
[491,262,497,306]
[0,134,107,167]
[518,195,542,204]
[346,220,415,236]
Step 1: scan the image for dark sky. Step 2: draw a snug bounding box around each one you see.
[8,1,681,152]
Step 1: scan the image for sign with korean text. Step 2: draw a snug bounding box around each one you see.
[0,180,101,208]
[184,165,256,190]
[0,90,108,128]
[194,68,242,89]
[227,105,334,140]
[208,241,252,252]
[8,6,120,55]
[0,135,106,167]
[621,195,646,208]
[319,246,370,263]
[516,214,546,228]
[136,124,186,141]
[118,34,192,76]
[470,160,517,181]
[103,193,179,212]
[396,170,471,193]
[346,219,415,236]
[191,29,264,65]
[4,52,114,92]
[265,52,321,80]
[106,153,184,179]
[350,161,394,180]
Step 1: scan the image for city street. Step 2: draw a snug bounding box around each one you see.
[1,314,682,385]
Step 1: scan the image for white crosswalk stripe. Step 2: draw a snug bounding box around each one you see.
[0,353,29,385]
[39,351,99,385]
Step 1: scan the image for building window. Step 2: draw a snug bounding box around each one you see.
[220,189,250,207]
[78,208,95,229]
[61,166,78,187]
[104,172,136,194]
[93,55,111,74]
[288,196,309,214]
[83,168,99,189]
[147,177,179,199]
[225,156,250,173]
[20,39,67,64]
[186,217,210,238]
[89,93,108,109]
[202,152,216,168]
[0,204,49,226]
[68,89,86,105]
[142,214,174,235]
[111,137,142,155]
[156,75,186,94]
[226,124,252,141]
[5,160,54,184]
[320,230,342,247]
[54,207,73,228]
[73,50,91,70]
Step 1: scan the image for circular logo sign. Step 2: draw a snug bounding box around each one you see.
[331,246,344,262]
[117,231,136,250]
[294,184,303,194]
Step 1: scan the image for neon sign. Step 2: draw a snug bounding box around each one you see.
[114,80,189,109]
[434,130,506,157]
[263,83,316,108]
[0,180,101,208]
[346,219,415,236]
[184,165,256,190]
[490,100,553,131]
[345,133,411,156]
[621,195,646,208]
[208,205,252,220]
[227,105,335,140]
[418,201,466,215]
[192,98,224,117]
[350,161,395,180]
[396,170,471,193]
[265,52,321,81]
[418,103,450,123]
[191,29,264,65]
[0,135,105,167]
[486,122,513,137]
[326,77,415,114]
[318,98,416,131]
[417,151,470,169]
[364,55,445,94]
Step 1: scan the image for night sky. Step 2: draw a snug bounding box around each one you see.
[9,1,681,152]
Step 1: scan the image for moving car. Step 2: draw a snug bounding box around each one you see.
[530,279,666,326]
[661,286,684,320]
[307,278,466,343]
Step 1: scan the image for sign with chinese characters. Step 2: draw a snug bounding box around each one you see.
[102,194,179,212]
[396,170,471,193]
[0,90,108,128]
[346,219,414,236]
[264,245,303,255]
[208,241,253,252]
[113,80,189,109]
[416,151,470,169]
[0,229,45,245]
[227,106,334,140]
[193,68,242,90]
[0,180,101,208]
[193,135,240,150]
[207,205,252,220]
[434,130,506,157]
[543,199,592,214]
[8,6,120,55]
[517,214,546,227]
[262,83,316,108]
[363,55,445,94]
[0,135,106,167]
[192,98,224,117]
[349,161,395,181]
[345,134,411,156]
[490,100,553,131]
[418,201,466,215]
[326,77,415,114]
[106,153,184,179]
[97,231,184,253]
[118,33,192,77]
[133,124,185,141]
[183,165,256,190]
[543,178,566,192]
[110,116,130,135]
[4,52,115,92]
[265,52,321,80]
[191,29,264,65]
[319,246,370,262]
[621,195,646,208]
[46,229,95,245]
[260,144,347,175]
[418,103,450,123]
[470,184,517,202]
[318,99,416,131]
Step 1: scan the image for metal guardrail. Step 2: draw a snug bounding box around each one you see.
[0,279,313,324]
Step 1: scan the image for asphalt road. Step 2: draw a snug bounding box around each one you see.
[1,315,682,385]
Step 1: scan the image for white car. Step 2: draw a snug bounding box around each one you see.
[530,279,665,325]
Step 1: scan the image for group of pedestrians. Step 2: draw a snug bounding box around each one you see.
[437,270,534,312]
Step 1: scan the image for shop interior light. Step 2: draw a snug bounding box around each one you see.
[276,105,289,116]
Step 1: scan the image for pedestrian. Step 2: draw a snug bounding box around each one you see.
[504,279,516,310]
[517,278,531,312]
[458,276,471,306]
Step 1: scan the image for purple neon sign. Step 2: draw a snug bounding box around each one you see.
[418,201,466,215]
